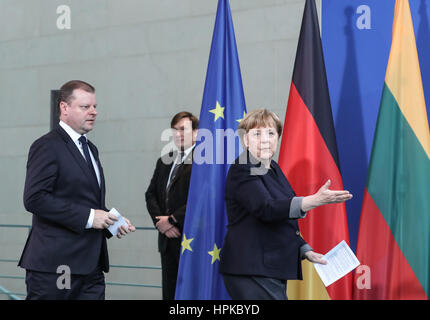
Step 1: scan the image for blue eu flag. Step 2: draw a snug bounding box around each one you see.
[175,0,247,300]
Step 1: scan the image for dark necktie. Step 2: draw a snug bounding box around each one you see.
[166,152,184,192]
[78,135,99,185]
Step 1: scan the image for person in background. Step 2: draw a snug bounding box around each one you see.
[145,111,199,300]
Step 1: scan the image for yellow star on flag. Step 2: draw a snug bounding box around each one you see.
[236,111,247,123]
[208,243,221,264]
[209,101,225,122]
[181,234,194,254]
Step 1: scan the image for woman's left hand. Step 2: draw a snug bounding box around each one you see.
[315,180,353,205]
[301,179,353,212]
[305,251,327,265]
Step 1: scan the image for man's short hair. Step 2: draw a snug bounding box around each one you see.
[57,80,95,115]
[170,111,199,130]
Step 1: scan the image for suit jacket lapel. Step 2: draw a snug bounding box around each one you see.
[55,126,102,196]
[166,151,180,192]
[159,151,174,196]
[168,149,193,190]
[270,161,296,197]
[245,150,295,198]
[88,140,105,205]
[88,141,103,186]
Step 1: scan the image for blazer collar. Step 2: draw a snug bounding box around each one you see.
[238,150,292,191]
[167,148,194,190]
[59,121,84,144]
[239,150,274,172]
[54,125,102,194]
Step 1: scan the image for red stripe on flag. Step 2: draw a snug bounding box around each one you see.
[279,83,352,299]
[354,189,428,300]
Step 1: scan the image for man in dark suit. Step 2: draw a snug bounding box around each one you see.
[145,111,198,300]
[19,80,135,300]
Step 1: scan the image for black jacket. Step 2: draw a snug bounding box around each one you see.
[145,150,193,253]
[219,152,307,280]
[19,125,110,275]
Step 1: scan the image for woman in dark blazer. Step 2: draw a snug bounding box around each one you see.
[219,109,352,300]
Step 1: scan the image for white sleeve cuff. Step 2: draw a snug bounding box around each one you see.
[86,209,95,229]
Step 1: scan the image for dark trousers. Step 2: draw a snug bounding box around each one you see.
[160,237,181,300]
[25,267,105,300]
[222,274,288,300]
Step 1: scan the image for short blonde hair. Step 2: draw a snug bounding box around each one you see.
[238,109,283,138]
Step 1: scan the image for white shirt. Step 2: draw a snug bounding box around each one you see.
[59,121,100,229]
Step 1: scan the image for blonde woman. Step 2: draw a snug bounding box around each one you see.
[219,109,352,300]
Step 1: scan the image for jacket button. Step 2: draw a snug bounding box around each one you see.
[296,230,300,236]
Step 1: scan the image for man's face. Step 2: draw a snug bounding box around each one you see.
[60,89,97,135]
[172,117,197,151]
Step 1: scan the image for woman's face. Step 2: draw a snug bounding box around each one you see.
[244,125,279,161]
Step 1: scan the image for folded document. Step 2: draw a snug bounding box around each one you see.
[108,208,129,237]
[313,240,360,287]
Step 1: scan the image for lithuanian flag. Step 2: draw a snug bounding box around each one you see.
[278,0,352,300]
[354,0,430,300]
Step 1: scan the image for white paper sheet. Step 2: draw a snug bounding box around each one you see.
[108,208,129,237]
[313,240,360,287]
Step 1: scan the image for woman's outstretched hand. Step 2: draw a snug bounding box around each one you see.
[301,179,353,212]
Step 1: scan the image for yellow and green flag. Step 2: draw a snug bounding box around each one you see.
[354,0,430,300]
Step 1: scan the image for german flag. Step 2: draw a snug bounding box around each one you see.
[278,0,352,300]
[353,0,430,300]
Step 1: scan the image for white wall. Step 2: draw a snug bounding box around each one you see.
[0,0,320,299]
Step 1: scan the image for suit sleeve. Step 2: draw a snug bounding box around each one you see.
[230,164,295,223]
[171,204,186,228]
[23,138,90,234]
[145,158,163,226]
